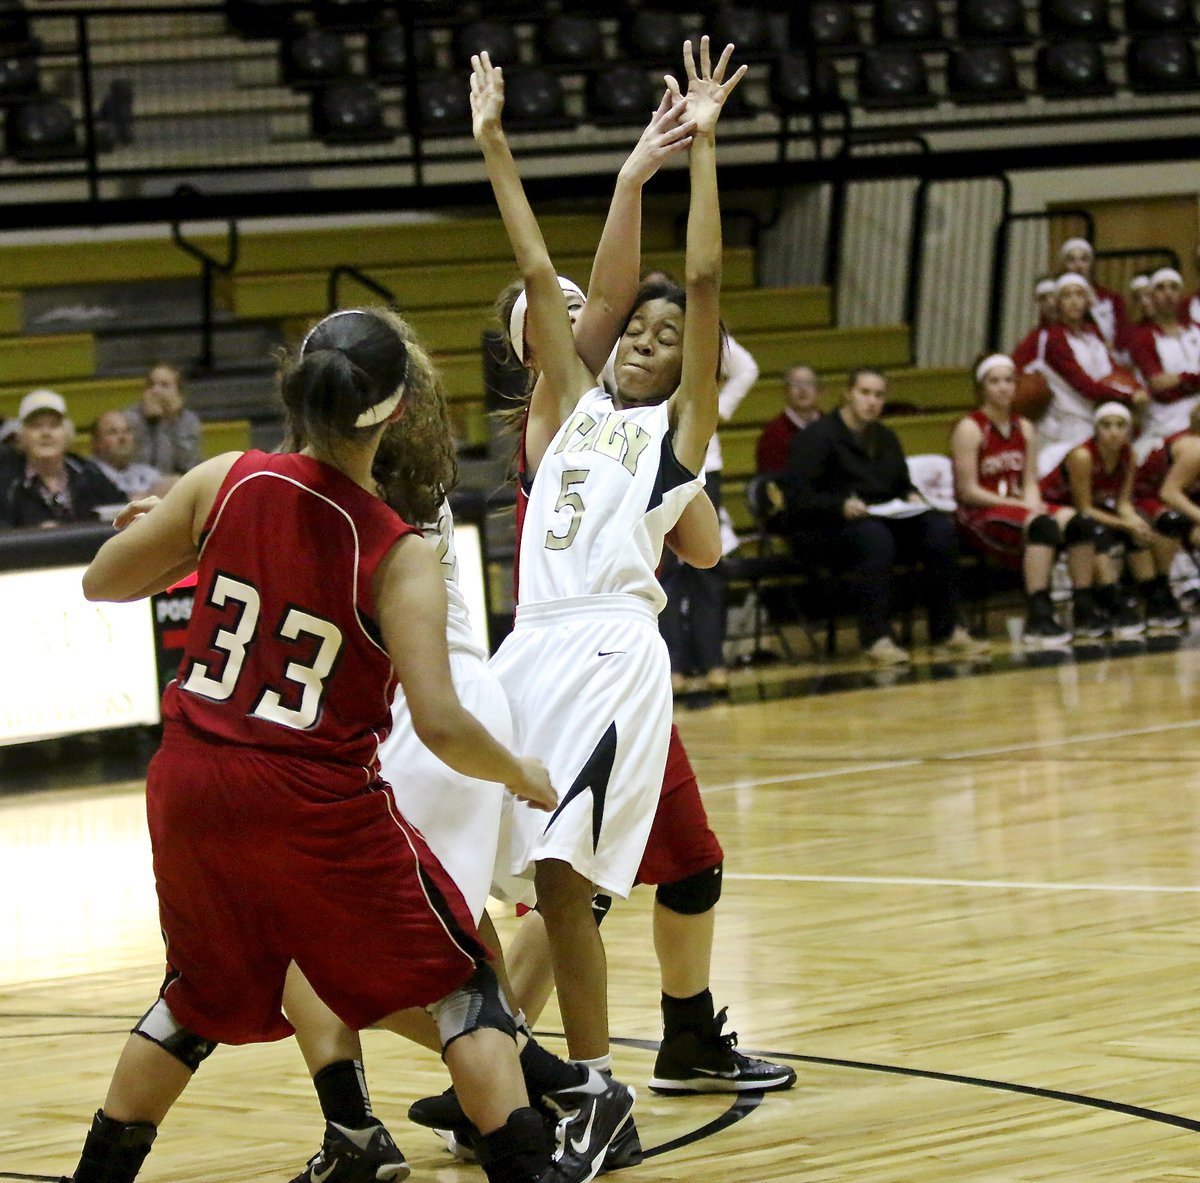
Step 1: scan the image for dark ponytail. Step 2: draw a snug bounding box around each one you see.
[278,309,410,452]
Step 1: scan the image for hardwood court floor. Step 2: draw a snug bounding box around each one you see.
[5,643,1200,1182]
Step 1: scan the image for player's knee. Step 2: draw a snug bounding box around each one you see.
[1090,524,1121,554]
[591,892,613,926]
[132,998,218,1071]
[429,961,517,1055]
[1064,513,1100,546]
[1025,513,1062,548]
[655,862,723,916]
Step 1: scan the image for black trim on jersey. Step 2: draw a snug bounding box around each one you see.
[412,851,489,964]
[645,430,700,515]
[544,721,617,853]
[357,609,385,650]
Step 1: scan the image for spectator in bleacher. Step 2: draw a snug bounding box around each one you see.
[660,328,759,698]
[1010,277,1058,375]
[1127,267,1200,443]
[1128,273,1154,327]
[1038,273,1147,470]
[0,389,124,529]
[1039,401,1185,634]
[125,362,202,475]
[1060,236,1129,351]
[755,363,822,475]
[951,353,1094,648]
[783,367,989,665]
[90,409,171,499]
[1184,248,1200,325]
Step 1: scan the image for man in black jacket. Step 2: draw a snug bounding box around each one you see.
[0,390,125,529]
[783,368,988,664]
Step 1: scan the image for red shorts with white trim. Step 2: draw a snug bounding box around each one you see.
[956,502,1070,571]
[634,725,724,886]
[956,504,1033,570]
[148,724,484,1045]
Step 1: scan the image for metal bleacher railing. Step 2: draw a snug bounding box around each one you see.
[1,0,1198,230]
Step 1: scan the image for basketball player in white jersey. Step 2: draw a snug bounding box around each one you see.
[470,38,746,1095]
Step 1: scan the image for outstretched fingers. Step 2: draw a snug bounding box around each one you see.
[721,61,749,99]
[712,40,734,83]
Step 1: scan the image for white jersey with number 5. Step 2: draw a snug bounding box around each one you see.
[490,387,703,897]
[516,386,703,611]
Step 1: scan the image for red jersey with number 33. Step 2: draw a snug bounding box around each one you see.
[161,450,417,778]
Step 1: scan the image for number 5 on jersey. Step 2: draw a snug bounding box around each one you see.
[545,468,588,551]
[182,573,343,730]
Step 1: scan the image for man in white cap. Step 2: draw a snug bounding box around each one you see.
[1060,236,1129,351]
[0,389,124,529]
[1127,267,1200,442]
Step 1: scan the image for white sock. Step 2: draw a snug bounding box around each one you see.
[579,1053,612,1075]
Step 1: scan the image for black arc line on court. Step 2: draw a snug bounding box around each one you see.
[610,1035,1200,1134]
[642,1092,763,1159]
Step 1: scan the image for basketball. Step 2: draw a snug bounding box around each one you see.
[1013,370,1051,419]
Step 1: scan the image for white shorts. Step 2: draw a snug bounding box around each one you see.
[378,649,529,921]
[490,594,672,899]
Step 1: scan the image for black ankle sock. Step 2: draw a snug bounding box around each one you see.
[72,1110,157,1183]
[476,1106,550,1183]
[519,1037,587,1095]
[313,1059,373,1128]
[662,988,715,1041]
[1093,583,1120,613]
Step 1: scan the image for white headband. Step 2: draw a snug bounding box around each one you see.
[1130,275,1150,291]
[1055,273,1094,299]
[975,353,1015,384]
[1151,267,1184,287]
[1094,400,1132,424]
[507,276,587,363]
[354,390,404,427]
[1060,237,1094,259]
[1035,279,1057,297]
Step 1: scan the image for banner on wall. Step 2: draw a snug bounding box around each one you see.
[0,564,160,747]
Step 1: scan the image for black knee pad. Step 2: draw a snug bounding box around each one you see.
[430,960,517,1054]
[132,998,217,1072]
[1063,513,1099,546]
[655,862,723,916]
[1090,524,1122,554]
[1026,514,1062,548]
[1155,508,1190,540]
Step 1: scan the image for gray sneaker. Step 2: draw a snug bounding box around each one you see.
[288,1120,410,1183]
[541,1068,636,1183]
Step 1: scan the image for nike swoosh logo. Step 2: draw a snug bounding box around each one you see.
[311,1159,339,1183]
[597,650,624,657]
[689,1066,740,1077]
[570,1104,598,1155]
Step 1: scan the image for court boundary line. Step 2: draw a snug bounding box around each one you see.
[724,872,1200,892]
[705,717,1200,795]
[601,1035,1200,1136]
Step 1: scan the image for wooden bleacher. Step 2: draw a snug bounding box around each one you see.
[0,213,979,531]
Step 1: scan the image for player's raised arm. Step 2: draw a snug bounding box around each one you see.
[573,91,694,375]
[471,52,591,438]
[668,38,747,477]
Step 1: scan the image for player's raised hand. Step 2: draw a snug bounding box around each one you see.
[619,89,695,186]
[470,51,505,140]
[665,36,748,136]
[509,756,558,813]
